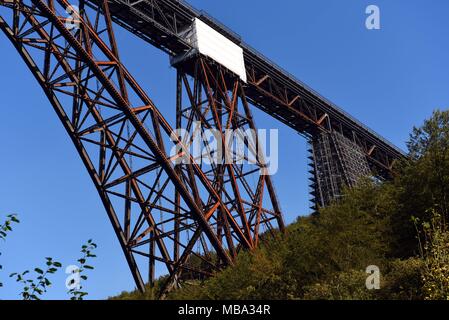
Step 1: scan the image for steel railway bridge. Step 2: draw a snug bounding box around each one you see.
[0,0,405,294]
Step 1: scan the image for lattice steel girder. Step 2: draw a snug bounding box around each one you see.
[159,56,285,295]
[308,130,371,210]
[0,0,284,294]
[80,0,405,180]
[175,57,285,245]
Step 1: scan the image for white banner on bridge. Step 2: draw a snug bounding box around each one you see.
[187,18,247,83]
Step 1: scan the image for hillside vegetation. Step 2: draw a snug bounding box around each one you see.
[112,110,449,300]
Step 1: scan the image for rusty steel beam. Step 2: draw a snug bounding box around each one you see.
[77,0,405,210]
[80,0,404,168]
[159,56,285,295]
[0,0,407,296]
[0,0,285,294]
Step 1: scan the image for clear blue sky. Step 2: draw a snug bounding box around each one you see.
[0,0,448,299]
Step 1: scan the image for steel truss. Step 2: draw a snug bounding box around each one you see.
[174,56,285,249]
[308,131,371,211]
[80,0,404,177]
[77,0,403,212]
[0,0,284,294]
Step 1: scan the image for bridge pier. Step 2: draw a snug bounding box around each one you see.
[309,130,371,212]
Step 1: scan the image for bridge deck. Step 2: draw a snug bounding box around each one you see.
[86,0,405,177]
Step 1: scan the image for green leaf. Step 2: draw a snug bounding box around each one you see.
[34,268,44,274]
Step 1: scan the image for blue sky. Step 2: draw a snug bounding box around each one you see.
[0,0,448,299]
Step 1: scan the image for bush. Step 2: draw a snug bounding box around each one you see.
[303,270,375,300]
[380,258,424,300]
[419,211,449,300]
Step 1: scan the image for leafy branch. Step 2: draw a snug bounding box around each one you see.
[0,214,20,288]
[0,214,20,241]
[67,239,97,300]
[0,214,97,300]
[10,257,62,300]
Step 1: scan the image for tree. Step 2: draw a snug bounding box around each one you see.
[392,110,449,257]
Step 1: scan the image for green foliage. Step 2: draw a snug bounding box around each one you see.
[10,257,62,300]
[417,211,449,300]
[302,270,375,300]
[0,213,98,300]
[392,110,449,256]
[379,258,424,300]
[67,239,98,300]
[0,214,20,288]
[163,180,394,300]
[172,243,292,300]
[0,214,20,241]
[109,278,168,300]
